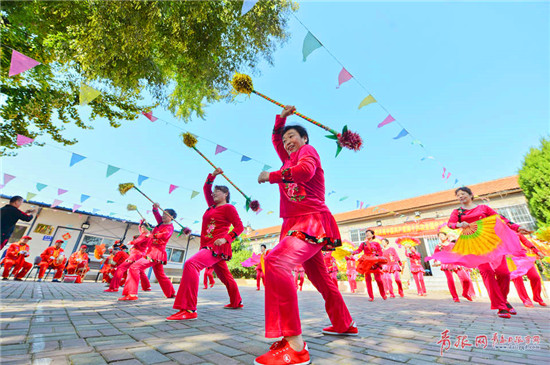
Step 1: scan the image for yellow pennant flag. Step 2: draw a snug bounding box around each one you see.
[80,83,101,105]
[358,95,376,109]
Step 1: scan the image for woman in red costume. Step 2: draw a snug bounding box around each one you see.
[119,204,177,301]
[352,230,386,301]
[167,168,244,320]
[293,265,306,291]
[203,267,215,289]
[446,187,531,318]
[256,244,268,291]
[509,234,546,307]
[381,239,404,298]
[106,223,152,292]
[345,256,357,293]
[323,251,339,288]
[405,246,426,296]
[431,232,473,302]
[254,106,355,365]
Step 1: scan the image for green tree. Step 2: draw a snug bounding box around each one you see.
[227,234,256,279]
[518,138,550,227]
[1,1,296,154]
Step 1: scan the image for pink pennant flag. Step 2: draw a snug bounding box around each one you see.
[72,204,82,212]
[446,172,451,180]
[359,202,364,209]
[255,208,263,215]
[146,210,152,215]
[51,199,63,208]
[3,173,16,186]
[141,111,158,122]
[9,50,41,77]
[377,114,395,128]
[215,144,227,155]
[442,168,446,178]
[58,188,68,195]
[16,134,34,146]
[336,67,353,88]
[169,184,179,194]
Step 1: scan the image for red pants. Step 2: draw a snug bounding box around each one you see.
[204,269,215,289]
[38,263,64,279]
[347,271,357,293]
[109,252,150,291]
[479,256,510,311]
[264,236,353,338]
[383,271,403,297]
[173,249,241,311]
[443,269,472,301]
[412,272,426,295]
[295,272,305,290]
[2,259,32,279]
[365,271,386,299]
[67,262,88,275]
[256,269,265,290]
[512,265,544,305]
[123,258,175,298]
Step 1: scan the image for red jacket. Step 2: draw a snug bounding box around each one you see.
[40,246,65,266]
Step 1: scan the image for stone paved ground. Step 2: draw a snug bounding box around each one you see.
[1,281,549,365]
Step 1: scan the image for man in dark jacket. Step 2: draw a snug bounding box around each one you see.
[0,196,35,250]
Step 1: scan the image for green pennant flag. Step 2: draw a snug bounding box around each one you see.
[190,190,200,199]
[358,95,377,109]
[106,165,120,177]
[302,31,322,62]
[26,192,37,201]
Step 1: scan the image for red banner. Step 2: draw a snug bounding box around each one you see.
[371,218,448,238]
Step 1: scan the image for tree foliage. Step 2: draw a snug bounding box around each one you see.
[518,138,550,227]
[1,1,296,154]
[227,234,255,279]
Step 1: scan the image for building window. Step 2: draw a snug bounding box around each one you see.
[81,235,118,257]
[166,248,173,260]
[496,204,537,231]
[349,229,366,244]
[170,249,185,263]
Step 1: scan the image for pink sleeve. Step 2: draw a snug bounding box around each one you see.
[272,115,289,163]
[223,206,244,244]
[447,209,459,229]
[352,243,364,255]
[483,205,520,231]
[203,174,215,206]
[269,146,318,184]
[154,224,174,243]
[152,207,162,225]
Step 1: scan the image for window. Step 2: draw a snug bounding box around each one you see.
[349,229,366,244]
[496,204,537,231]
[170,249,185,263]
[81,235,118,258]
[166,247,173,260]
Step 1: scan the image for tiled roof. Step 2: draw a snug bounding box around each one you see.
[246,175,520,239]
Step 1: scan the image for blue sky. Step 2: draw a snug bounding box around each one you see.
[2,1,549,233]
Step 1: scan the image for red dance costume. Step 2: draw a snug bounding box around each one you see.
[323,252,339,287]
[203,267,215,289]
[2,242,32,280]
[345,256,357,293]
[171,173,244,314]
[406,249,426,295]
[66,251,90,282]
[447,205,519,311]
[108,233,152,291]
[294,265,306,291]
[382,247,403,298]
[263,114,353,339]
[511,234,546,307]
[256,251,268,290]
[433,241,473,302]
[38,246,66,280]
[122,208,176,299]
[353,240,386,300]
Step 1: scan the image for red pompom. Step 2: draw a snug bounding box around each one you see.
[337,130,363,151]
[250,200,260,212]
[183,227,192,236]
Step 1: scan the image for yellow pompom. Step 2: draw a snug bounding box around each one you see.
[231,73,254,95]
[182,132,198,148]
[118,183,135,195]
[127,204,137,211]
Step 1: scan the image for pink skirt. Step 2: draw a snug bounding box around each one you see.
[410,264,425,274]
[383,263,402,273]
[281,212,342,250]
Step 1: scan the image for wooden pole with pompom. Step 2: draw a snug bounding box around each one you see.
[181,132,260,212]
[231,73,364,157]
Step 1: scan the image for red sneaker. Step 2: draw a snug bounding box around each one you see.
[497,309,511,319]
[166,310,197,321]
[322,321,358,336]
[104,289,118,292]
[463,294,473,302]
[453,299,460,303]
[118,295,138,301]
[525,302,534,308]
[538,301,547,307]
[368,298,374,302]
[210,283,214,288]
[223,303,244,309]
[142,288,152,292]
[254,339,310,365]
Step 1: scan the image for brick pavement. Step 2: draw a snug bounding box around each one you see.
[1,281,549,364]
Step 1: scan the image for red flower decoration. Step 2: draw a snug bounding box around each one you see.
[337,130,363,151]
[250,200,260,212]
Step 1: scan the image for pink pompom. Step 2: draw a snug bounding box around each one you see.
[250,200,260,212]
[337,130,363,151]
[183,227,192,236]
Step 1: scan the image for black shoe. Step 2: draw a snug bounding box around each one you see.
[14,278,23,281]
[52,279,60,283]
[2,277,8,281]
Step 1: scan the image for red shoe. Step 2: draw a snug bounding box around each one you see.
[257,288,261,291]
[204,286,208,289]
[368,298,374,302]
[118,295,138,301]
[166,310,197,321]
[223,303,244,309]
[322,321,358,336]
[498,309,511,319]
[537,301,547,307]
[142,288,152,292]
[254,339,310,365]
[382,296,387,300]
[453,299,460,303]
[399,293,404,298]
[104,289,118,292]
[506,303,517,315]
[463,294,473,302]
[389,294,395,298]
[210,283,214,288]
[524,302,534,308]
